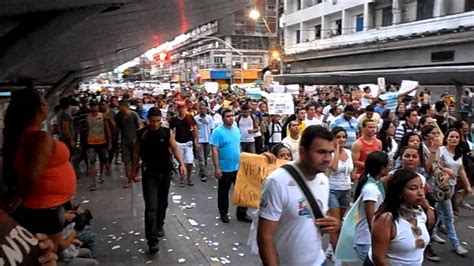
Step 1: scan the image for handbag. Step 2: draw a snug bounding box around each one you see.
[281,164,324,219]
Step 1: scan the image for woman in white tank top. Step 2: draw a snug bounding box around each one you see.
[365,169,434,266]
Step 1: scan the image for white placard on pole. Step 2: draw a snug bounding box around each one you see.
[285,84,300,95]
[267,93,295,115]
[304,85,316,95]
[204,82,219,94]
[272,85,286,93]
[399,80,418,97]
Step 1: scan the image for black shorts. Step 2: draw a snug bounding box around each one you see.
[13,205,65,235]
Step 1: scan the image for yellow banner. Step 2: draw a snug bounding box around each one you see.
[232,152,288,208]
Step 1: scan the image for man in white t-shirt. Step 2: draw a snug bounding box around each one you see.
[281,120,301,161]
[257,125,340,265]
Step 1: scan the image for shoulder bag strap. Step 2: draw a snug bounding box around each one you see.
[281,164,324,219]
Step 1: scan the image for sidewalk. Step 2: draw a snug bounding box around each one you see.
[73,164,259,265]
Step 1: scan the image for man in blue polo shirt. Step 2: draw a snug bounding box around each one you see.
[210,108,251,223]
[329,105,359,149]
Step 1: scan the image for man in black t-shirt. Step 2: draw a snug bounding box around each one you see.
[132,108,186,254]
[169,102,199,186]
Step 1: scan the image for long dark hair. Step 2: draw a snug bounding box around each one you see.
[377,120,394,153]
[354,151,389,200]
[376,169,419,221]
[393,132,424,167]
[2,89,44,197]
[443,128,463,161]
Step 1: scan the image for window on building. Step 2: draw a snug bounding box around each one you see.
[296,30,301,44]
[466,0,474,11]
[417,0,434,20]
[335,19,342,35]
[382,7,393,26]
[356,15,364,32]
[214,56,224,64]
[297,0,301,10]
[315,25,321,39]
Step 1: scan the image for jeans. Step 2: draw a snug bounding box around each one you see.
[142,170,171,245]
[196,143,211,177]
[241,142,256,154]
[354,244,371,262]
[217,171,247,217]
[433,198,460,248]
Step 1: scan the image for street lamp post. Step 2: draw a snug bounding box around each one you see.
[249,9,284,75]
[200,36,244,85]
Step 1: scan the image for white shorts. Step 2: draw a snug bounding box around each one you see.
[177,141,194,164]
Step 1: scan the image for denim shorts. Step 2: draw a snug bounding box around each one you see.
[328,189,351,209]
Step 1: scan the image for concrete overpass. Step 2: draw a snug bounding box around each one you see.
[0,0,245,99]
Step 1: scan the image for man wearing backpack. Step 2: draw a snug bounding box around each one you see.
[132,107,186,254]
[236,104,259,154]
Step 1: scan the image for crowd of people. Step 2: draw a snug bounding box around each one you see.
[0,82,473,265]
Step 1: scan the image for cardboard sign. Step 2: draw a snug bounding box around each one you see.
[232,153,288,208]
[399,80,418,97]
[204,82,219,94]
[267,93,295,115]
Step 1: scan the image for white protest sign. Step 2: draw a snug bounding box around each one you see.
[358,84,379,97]
[272,85,286,93]
[204,82,219,94]
[267,93,295,115]
[304,85,316,95]
[162,83,171,90]
[399,80,418,97]
[378,77,385,87]
[285,84,300,95]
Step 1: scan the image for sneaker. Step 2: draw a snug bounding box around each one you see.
[454,245,468,256]
[325,245,335,263]
[123,182,132,189]
[220,215,230,223]
[200,176,207,182]
[89,185,97,191]
[461,202,474,210]
[425,245,440,262]
[236,214,252,223]
[432,234,446,244]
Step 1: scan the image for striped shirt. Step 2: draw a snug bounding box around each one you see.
[379,91,400,112]
[329,115,359,149]
[394,121,419,142]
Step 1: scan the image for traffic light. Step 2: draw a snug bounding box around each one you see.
[154,51,170,62]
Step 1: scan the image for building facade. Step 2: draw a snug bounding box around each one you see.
[153,0,279,86]
[279,0,474,86]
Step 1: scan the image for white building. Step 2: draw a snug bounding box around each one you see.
[278,0,474,86]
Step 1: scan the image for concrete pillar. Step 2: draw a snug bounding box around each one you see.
[363,2,374,30]
[224,36,233,68]
[321,15,328,39]
[433,0,447,17]
[300,22,305,42]
[341,8,349,34]
[392,0,402,25]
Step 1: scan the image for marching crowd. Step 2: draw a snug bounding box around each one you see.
[0,83,473,265]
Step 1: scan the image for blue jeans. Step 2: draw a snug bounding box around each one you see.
[354,244,371,262]
[433,198,460,248]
